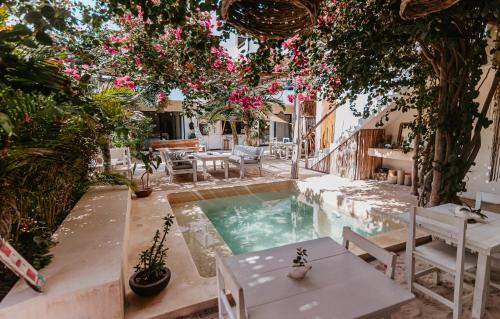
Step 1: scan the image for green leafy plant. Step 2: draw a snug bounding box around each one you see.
[132,150,161,190]
[292,247,308,267]
[134,214,174,284]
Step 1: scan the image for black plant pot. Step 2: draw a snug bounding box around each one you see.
[134,187,153,198]
[129,267,171,297]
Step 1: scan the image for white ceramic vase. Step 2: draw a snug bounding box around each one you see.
[287,265,312,280]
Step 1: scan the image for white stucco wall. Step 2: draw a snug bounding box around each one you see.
[462,63,499,198]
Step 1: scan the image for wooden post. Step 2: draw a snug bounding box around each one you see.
[305,135,309,169]
[411,109,422,196]
[291,98,302,179]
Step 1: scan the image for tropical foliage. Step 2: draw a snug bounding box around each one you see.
[282,0,499,205]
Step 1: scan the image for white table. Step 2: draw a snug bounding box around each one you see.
[400,203,500,318]
[226,238,415,319]
[193,152,230,180]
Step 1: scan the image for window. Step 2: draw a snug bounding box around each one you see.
[222,121,244,135]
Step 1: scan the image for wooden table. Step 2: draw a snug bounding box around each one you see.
[400,203,500,319]
[193,152,230,180]
[226,238,415,319]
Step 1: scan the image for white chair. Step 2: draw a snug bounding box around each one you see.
[228,145,264,178]
[474,191,500,210]
[110,147,132,177]
[406,207,477,319]
[160,149,197,182]
[474,191,500,289]
[216,251,247,319]
[269,137,278,157]
[342,227,397,279]
[282,137,290,143]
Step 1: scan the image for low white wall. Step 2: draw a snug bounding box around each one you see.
[0,186,131,319]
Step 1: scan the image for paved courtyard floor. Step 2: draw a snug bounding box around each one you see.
[126,155,500,319]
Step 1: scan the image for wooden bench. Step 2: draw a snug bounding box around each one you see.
[150,139,205,152]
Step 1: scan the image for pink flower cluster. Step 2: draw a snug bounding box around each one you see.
[109,33,131,43]
[64,68,81,80]
[282,35,299,49]
[156,91,166,102]
[173,28,182,40]
[229,87,264,110]
[268,81,281,95]
[113,76,136,89]
[210,46,238,73]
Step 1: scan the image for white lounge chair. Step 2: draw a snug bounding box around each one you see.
[406,207,477,319]
[160,149,197,182]
[342,226,397,279]
[228,145,264,178]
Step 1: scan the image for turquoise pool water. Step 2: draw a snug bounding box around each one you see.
[173,188,401,277]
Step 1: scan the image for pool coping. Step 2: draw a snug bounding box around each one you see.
[125,179,430,319]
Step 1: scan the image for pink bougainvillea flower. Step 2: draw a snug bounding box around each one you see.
[251,96,264,108]
[173,28,182,40]
[156,91,166,102]
[268,81,281,95]
[226,60,237,72]
[64,68,81,80]
[287,94,295,103]
[216,17,222,27]
[297,92,307,102]
[273,64,281,73]
[135,56,142,67]
[294,76,305,88]
[102,45,119,55]
[214,59,221,67]
[81,64,89,70]
[113,76,136,89]
[282,34,299,49]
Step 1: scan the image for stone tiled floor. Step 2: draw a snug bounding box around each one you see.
[128,155,500,319]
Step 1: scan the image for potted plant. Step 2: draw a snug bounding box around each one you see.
[132,150,161,198]
[129,214,174,296]
[454,201,488,224]
[287,247,312,280]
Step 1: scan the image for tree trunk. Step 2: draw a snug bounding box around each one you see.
[291,101,302,179]
[230,121,239,147]
[428,127,444,206]
[411,109,422,196]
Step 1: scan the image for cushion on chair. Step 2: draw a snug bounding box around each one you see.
[172,163,193,170]
[231,145,261,161]
[167,150,192,167]
[414,241,477,272]
[228,155,259,164]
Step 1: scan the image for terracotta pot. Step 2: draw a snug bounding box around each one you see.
[129,267,171,297]
[134,187,153,198]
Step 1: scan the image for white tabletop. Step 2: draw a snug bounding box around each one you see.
[227,238,414,319]
[399,203,500,255]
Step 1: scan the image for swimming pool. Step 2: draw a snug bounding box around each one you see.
[172,184,401,277]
